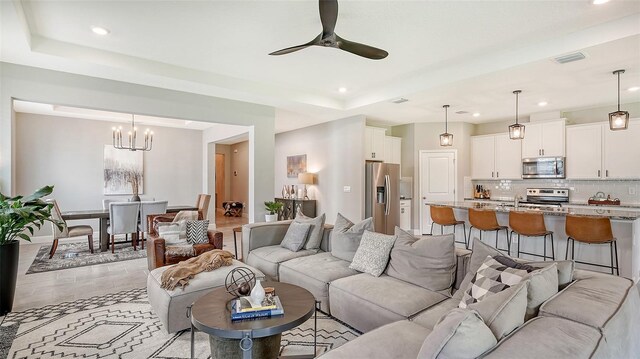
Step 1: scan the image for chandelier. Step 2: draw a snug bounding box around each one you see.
[112,115,153,151]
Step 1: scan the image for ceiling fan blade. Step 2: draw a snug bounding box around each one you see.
[269,34,322,56]
[336,35,388,60]
[319,0,338,37]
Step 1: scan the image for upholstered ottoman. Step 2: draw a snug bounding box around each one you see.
[147,259,265,333]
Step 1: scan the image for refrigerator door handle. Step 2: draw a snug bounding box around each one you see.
[384,174,390,215]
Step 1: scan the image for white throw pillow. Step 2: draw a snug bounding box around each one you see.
[349,230,397,277]
[158,224,188,245]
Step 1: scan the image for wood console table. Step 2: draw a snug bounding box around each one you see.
[275,198,316,220]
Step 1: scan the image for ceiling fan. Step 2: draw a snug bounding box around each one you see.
[269,0,388,60]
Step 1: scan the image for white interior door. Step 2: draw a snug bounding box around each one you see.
[420,151,456,234]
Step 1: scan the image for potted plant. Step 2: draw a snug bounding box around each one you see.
[264,201,283,222]
[0,186,62,315]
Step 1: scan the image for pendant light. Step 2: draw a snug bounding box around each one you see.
[112,114,154,151]
[608,69,630,131]
[509,90,525,140]
[439,105,453,146]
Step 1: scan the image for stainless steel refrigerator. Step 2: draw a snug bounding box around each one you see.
[365,162,400,235]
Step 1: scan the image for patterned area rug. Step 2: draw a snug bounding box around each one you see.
[0,288,360,359]
[26,240,147,274]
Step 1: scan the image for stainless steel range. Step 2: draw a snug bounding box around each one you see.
[522,188,569,208]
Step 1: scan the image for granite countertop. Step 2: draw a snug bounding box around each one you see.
[464,198,640,210]
[431,201,640,220]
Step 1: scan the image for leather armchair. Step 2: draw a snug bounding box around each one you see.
[146,212,223,270]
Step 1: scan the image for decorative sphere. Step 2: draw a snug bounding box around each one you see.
[225,267,256,298]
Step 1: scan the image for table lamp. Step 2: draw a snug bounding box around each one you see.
[298,173,314,200]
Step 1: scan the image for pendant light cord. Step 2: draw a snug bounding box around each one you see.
[515,91,519,124]
[617,71,621,112]
[445,106,448,133]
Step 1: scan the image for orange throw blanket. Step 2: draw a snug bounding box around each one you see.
[160,249,234,290]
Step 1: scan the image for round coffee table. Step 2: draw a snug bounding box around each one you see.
[190,281,317,359]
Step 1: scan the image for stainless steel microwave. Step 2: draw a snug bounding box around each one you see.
[522,157,565,179]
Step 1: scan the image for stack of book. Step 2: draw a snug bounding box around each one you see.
[231,296,284,321]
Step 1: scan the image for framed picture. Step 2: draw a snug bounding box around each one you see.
[287,154,307,178]
[103,145,144,195]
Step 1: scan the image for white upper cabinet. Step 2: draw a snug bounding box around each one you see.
[471,135,496,180]
[472,133,522,180]
[494,134,523,179]
[365,126,386,161]
[384,136,402,166]
[603,121,640,179]
[521,119,565,158]
[566,124,602,179]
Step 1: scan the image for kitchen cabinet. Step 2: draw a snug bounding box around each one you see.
[521,119,565,158]
[471,134,521,180]
[566,120,640,180]
[400,199,412,231]
[365,126,386,161]
[384,136,402,166]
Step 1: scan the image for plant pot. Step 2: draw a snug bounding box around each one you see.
[0,240,20,315]
[265,214,278,222]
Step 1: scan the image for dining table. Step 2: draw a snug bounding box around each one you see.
[61,205,198,252]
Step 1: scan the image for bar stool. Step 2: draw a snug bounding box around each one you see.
[509,211,555,261]
[565,215,619,276]
[430,206,467,248]
[468,208,509,253]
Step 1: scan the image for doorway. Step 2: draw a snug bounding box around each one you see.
[419,150,457,235]
[215,154,225,209]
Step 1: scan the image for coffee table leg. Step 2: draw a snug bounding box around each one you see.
[100,218,108,252]
[314,300,320,356]
[191,323,195,359]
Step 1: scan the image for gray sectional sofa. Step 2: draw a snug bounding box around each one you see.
[243,220,640,358]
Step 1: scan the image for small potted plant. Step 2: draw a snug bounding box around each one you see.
[0,186,63,315]
[264,201,283,222]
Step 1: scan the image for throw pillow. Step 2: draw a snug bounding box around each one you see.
[158,223,188,245]
[172,210,199,222]
[386,226,456,291]
[417,308,497,359]
[186,220,209,244]
[330,213,374,262]
[459,255,530,308]
[523,263,558,320]
[280,222,312,252]
[525,259,573,289]
[468,280,528,340]
[349,230,397,277]
[293,212,326,250]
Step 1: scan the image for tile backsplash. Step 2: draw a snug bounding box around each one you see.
[472,179,640,205]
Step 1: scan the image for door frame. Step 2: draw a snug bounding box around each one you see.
[418,149,458,235]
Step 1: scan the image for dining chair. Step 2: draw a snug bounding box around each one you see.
[138,200,168,249]
[107,202,141,253]
[196,194,212,220]
[46,199,94,258]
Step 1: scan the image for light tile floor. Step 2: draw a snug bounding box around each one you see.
[11,212,248,313]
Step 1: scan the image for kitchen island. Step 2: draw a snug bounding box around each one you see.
[425,201,640,281]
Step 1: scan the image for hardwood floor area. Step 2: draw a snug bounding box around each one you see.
[10,211,249,313]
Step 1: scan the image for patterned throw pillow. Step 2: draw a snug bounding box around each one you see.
[157,223,188,245]
[459,255,531,309]
[186,220,209,244]
[349,230,397,277]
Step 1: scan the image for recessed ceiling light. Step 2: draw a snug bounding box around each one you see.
[472,113,480,117]
[628,86,640,92]
[91,26,110,35]
[538,101,548,107]
[338,87,347,93]
[592,0,609,4]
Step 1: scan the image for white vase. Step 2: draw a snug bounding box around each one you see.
[250,279,265,306]
[265,214,278,222]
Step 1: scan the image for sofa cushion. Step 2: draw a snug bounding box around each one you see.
[484,317,601,359]
[520,259,574,289]
[386,228,456,291]
[468,280,528,340]
[245,245,318,281]
[412,298,460,330]
[460,255,530,308]
[349,230,396,277]
[280,221,311,252]
[320,321,431,359]
[330,213,374,262]
[538,275,633,329]
[417,308,497,359]
[294,212,326,250]
[279,252,358,313]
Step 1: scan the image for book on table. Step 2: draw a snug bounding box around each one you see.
[231,296,284,321]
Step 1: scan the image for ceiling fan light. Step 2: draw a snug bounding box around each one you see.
[509,123,526,140]
[440,133,453,146]
[608,111,629,130]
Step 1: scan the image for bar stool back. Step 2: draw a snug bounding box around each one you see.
[565,215,619,275]
[430,206,467,248]
[468,208,509,253]
[509,211,554,261]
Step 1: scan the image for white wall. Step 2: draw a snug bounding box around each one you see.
[274,115,366,224]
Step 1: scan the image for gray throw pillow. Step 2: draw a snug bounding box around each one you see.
[280,222,312,252]
[186,220,209,244]
[330,213,374,262]
[294,212,326,250]
[386,227,456,291]
[417,308,497,359]
[459,255,530,308]
[468,280,528,340]
[349,230,397,277]
[523,263,558,320]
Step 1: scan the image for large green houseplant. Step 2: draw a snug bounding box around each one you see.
[0,185,62,315]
